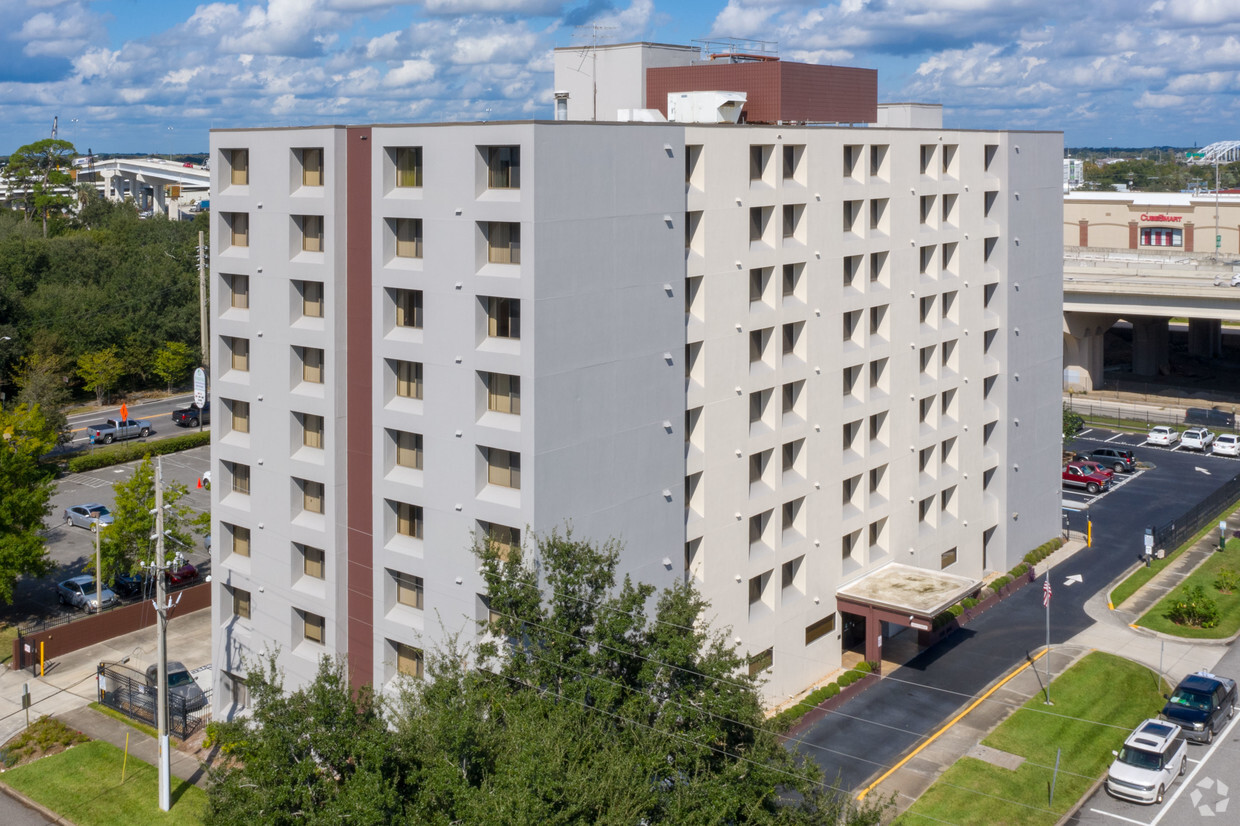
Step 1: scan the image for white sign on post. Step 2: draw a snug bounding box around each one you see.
[193,367,206,407]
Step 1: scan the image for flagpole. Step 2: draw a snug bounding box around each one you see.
[1044,567,1053,705]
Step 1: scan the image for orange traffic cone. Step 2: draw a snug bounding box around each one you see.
[197,477,203,489]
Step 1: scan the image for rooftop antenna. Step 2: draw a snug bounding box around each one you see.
[573,24,616,121]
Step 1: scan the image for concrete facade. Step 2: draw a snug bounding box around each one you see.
[208,117,1063,712]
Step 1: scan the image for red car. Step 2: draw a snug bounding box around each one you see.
[1073,459,1115,481]
[1063,462,1111,494]
[166,562,198,586]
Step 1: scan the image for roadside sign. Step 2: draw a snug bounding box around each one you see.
[194,367,206,407]
[120,402,128,421]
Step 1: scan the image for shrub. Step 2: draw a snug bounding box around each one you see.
[838,671,856,688]
[961,598,978,609]
[1214,568,1240,595]
[1010,563,1029,579]
[1166,585,1221,628]
[991,575,1012,591]
[64,431,210,473]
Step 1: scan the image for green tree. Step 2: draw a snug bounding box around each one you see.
[1063,403,1084,442]
[0,402,57,603]
[76,346,124,405]
[97,454,201,582]
[152,341,198,391]
[6,139,77,237]
[12,352,71,444]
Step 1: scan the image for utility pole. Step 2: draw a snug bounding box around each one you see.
[95,517,104,620]
[198,231,208,370]
[154,458,170,811]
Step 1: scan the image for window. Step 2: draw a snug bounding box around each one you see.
[396,501,423,539]
[843,419,861,451]
[749,510,771,548]
[869,198,887,231]
[870,144,887,178]
[227,212,249,247]
[750,388,771,425]
[748,647,773,677]
[300,147,322,187]
[300,280,324,318]
[302,413,324,448]
[920,245,936,274]
[920,195,934,224]
[749,206,770,242]
[782,439,803,474]
[750,328,770,364]
[782,380,803,417]
[299,215,323,252]
[942,144,957,176]
[396,147,423,188]
[395,218,423,258]
[782,497,804,538]
[486,448,521,489]
[750,267,770,303]
[229,149,248,186]
[920,144,935,175]
[1141,227,1183,247]
[843,310,861,342]
[486,222,521,264]
[232,586,251,619]
[782,322,801,356]
[395,571,424,609]
[395,288,423,328]
[843,144,861,177]
[984,282,998,309]
[843,475,860,506]
[748,572,767,606]
[941,485,956,515]
[920,446,934,472]
[782,262,801,299]
[920,345,936,374]
[941,547,958,569]
[394,641,423,678]
[749,145,769,181]
[231,524,251,557]
[487,146,520,189]
[843,255,861,287]
[919,496,935,522]
[485,372,520,414]
[396,360,423,399]
[227,337,249,372]
[783,144,801,179]
[919,396,934,424]
[226,274,249,309]
[920,295,935,324]
[984,190,998,218]
[984,143,998,171]
[300,347,324,384]
[302,480,324,514]
[941,242,957,273]
[805,613,836,645]
[869,465,886,496]
[749,449,771,486]
[487,296,520,338]
[869,357,887,390]
[869,251,887,284]
[230,462,251,495]
[869,305,886,338]
[869,412,887,444]
[302,611,325,645]
[481,522,520,561]
[782,204,802,238]
[842,364,860,396]
[843,199,862,233]
[395,430,423,469]
[302,545,324,579]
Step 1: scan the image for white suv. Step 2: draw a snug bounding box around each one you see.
[1147,426,1180,446]
[1106,719,1187,805]
[1181,428,1215,451]
[1215,434,1240,456]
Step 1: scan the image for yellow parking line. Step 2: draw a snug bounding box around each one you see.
[857,648,1049,801]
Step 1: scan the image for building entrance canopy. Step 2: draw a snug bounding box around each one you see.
[836,562,980,628]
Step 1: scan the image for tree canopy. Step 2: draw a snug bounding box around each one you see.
[206,531,890,825]
[97,454,203,583]
[0,402,57,603]
[6,139,77,237]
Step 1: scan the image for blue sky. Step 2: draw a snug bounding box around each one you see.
[3,0,1239,154]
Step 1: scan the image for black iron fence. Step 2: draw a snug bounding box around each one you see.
[96,661,206,741]
[1153,469,1240,552]
[1065,397,1237,431]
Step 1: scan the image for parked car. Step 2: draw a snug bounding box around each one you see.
[1073,459,1115,481]
[1160,670,1237,744]
[1181,428,1216,451]
[111,571,146,598]
[57,575,119,613]
[1062,462,1112,494]
[170,401,209,428]
[88,418,152,444]
[1147,426,1180,446]
[1214,434,1240,457]
[166,560,198,586]
[63,504,114,532]
[1089,447,1137,473]
[1105,719,1187,804]
[144,660,208,711]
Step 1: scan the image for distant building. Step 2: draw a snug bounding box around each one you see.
[1065,191,1240,254]
[1064,158,1084,191]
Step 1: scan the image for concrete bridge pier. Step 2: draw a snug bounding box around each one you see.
[1062,312,1116,391]
[1132,316,1171,377]
[1188,318,1223,358]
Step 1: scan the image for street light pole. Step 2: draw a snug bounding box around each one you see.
[154,458,170,812]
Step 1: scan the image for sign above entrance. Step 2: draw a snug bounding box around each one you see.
[1139,213,1182,223]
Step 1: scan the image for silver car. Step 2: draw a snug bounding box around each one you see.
[1106,719,1187,805]
[63,504,114,532]
[57,575,119,613]
[145,661,208,711]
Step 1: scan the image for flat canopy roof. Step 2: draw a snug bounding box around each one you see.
[836,562,980,620]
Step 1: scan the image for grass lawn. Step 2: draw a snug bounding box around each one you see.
[1,740,205,826]
[0,624,16,667]
[1111,527,1239,609]
[895,652,1166,826]
[1137,538,1240,637]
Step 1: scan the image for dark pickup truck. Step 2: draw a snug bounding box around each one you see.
[171,401,210,427]
[1160,669,1237,743]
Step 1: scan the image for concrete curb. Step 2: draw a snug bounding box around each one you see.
[0,778,76,825]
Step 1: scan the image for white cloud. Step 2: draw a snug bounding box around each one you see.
[422,0,562,14]
[1135,90,1186,108]
[383,59,436,86]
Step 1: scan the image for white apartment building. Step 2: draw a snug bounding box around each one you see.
[209,49,1062,713]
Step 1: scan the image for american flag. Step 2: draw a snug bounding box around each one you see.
[1043,578,1052,608]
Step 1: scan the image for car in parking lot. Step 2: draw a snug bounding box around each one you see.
[1105,719,1187,805]
[1215,434,1240,457]
[1147,426,1180,446]
[1073,459,1115,482]
[1090,447,1137,472]
[144,660,208,711]
[1181,428,1216,451]
[1160,670,1237,744]
[57,575,119,613]
[1062,462,1112,494]
[63,504,114,531]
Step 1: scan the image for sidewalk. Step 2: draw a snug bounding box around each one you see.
[869,525,1235,816]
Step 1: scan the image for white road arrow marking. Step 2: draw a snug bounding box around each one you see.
[1064,574,1083,586]
[1196,467,1212,475]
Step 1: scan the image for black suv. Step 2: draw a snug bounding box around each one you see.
[1090,447,1136,473]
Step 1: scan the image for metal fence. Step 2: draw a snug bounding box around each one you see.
[96,662,206,741]
[1065,398,1237,432]
[1153,469,1240,552]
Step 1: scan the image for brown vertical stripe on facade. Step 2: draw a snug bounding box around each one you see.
[345,126,374,690]
[1185,222,1195,252]
[1078,219,1089,247]
[1128,220,1139,250]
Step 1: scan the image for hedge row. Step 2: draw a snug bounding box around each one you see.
[1024,537,1064,567]
[63,431,211,473]
[770,662,875,731]
[930,539,1062,630]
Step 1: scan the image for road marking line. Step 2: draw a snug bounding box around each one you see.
[1079,428,1094,437]
[1106,432,1124,442]
[1087,808,1152,825]
[856,649,1048,801]
[1149,713,1240,826]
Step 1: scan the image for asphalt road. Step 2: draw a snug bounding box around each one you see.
[63,392,201,448]
[793,428,1240,793]
[0,790,52,826]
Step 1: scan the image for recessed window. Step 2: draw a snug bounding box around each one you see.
[870,144,887,178]
[395,501,423,539]
[805,613,836,645]
[941,547,958,569]
[783,144,802,179]
[394,289,423,329]
[395,360,423,399]
[484,372,520,415]
[226,212,249,247]
[302,610,325,645]
[301,413,324,448]
[228,149,249,186]
[394,640,423,678]
[782,262,802,299]
[395,218,423,258]
[486,297,520,339]
[226,274,249,309]
[302,545,325,579]
[486,146,520,189]
[748,647,773,677]
[843,200,862,233]
[481,522,520,561]
[749,145,771,181]
[394,430,423,469]
[782,203,802,238]
[299,347,324,384]
[230,524,251,557]
[230,462,251,495]
[843,144,861,177]
[232,586,251,619]
[485,222,520,264]
[843,255,861,288]
[226,336,249,372]
[749,206,771,242]
[227,399,249,433]
[749,267,771,304]
[299,215,323,252]
[302,480,324,514]
[299,280,324,318]
[485,448,521,489]
[299,147,322,187]
[394,570,424,609]
[395,147,423,188]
